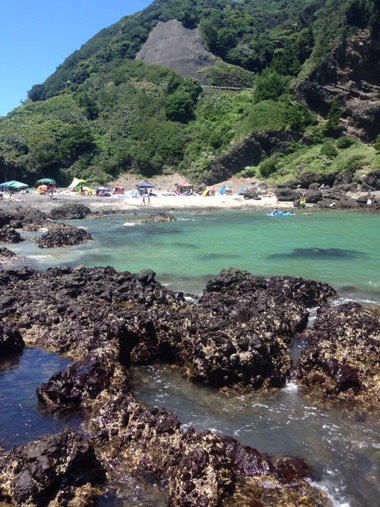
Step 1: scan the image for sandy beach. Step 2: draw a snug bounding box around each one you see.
[4,174,295,214]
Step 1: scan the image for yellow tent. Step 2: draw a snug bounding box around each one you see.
[68,177,87,191]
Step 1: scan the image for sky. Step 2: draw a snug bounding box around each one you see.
[0,0,153,116]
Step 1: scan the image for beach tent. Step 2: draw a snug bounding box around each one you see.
[219,185,231,195]
[0,180,29,190]
[82,186,93,195]
[112,185,125,195]
[236,186,247,195]
[68,177,87,191]
[176,182,193,193]
[36,178,56,185]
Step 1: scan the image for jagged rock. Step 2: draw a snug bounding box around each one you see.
[298,171,323,188]
[144,212,177,223]
[0,208,47,228]
[37,222,93,248]
[0,321,24,354]
[0,228,24,243]
[276,187,301,202]
[88,390,331,507]
[0,247,17,260]
[0,429,105,506]
[361,169,380,190]
[242,188,261,200]
[135,19,215,85]
[37,354,113,410]
[296,302,380,408]
[295,33,380,141]
[205,131,305,184]
[318,190,360,209]
[48,203,92,220]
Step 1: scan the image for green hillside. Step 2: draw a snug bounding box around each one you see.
[1,0,379,187]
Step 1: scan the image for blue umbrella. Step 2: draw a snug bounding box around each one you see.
[136,181,156,189]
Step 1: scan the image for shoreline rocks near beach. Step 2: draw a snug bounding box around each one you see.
[0,264,379,505]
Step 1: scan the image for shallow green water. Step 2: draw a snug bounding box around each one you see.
[12,209,380,302]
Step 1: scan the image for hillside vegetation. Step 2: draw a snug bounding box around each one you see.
[1,0,380,187]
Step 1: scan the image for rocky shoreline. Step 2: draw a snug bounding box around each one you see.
[0,194,379,505]
[0,260,379,505]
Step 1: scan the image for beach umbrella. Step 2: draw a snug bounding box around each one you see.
[0,180,29,189]
[35,178,56,185]
[136,181,156,189]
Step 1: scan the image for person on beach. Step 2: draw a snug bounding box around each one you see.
[299,195,307,208]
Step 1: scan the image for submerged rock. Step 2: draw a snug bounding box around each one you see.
[37,222,93,248]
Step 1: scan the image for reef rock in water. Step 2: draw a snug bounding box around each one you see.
[2,265,369,506]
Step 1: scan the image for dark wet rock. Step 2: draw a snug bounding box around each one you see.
[317,190,361,209]
[88,389,329,507]
[0,321,24,354]
[125,212,177,224]
[36,222,93,248]
[48,203,92,220]
[0,227,24,243]
[37,354,113,410]
[296,302,380,408]
[0,265,338,505]
[0,208,47,228]
[144,212,176,222]
[0,429,105,506]
[242,188,262,200]
[0,247,17,260]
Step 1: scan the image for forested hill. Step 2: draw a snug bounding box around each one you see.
[1,0,380,187]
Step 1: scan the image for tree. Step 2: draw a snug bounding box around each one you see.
[253,69,290,103]
[324,100,343,134]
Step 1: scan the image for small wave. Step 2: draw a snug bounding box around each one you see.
[307,478,351,507]
[123,222,136,226]
[283,381,299,392]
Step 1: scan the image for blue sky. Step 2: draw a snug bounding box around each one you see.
[0,0,153,116]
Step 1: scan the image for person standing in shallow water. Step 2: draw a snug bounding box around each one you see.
[299,195,307,208]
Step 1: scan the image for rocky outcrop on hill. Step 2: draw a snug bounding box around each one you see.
[295,33,380,141]
[135,19,215,85]
[205,131,306,184]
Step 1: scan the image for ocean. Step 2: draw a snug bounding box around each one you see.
[2,208,380,506]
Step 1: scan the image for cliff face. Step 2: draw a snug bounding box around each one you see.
[135,19,215,85]
[295,33,380,142]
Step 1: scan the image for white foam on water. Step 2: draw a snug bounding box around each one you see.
[283,380,299,392]
[307,478,351,507]
[123,222,136,226]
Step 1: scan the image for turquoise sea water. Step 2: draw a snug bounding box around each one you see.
[3,209,380,506]
[11,209,380,302]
